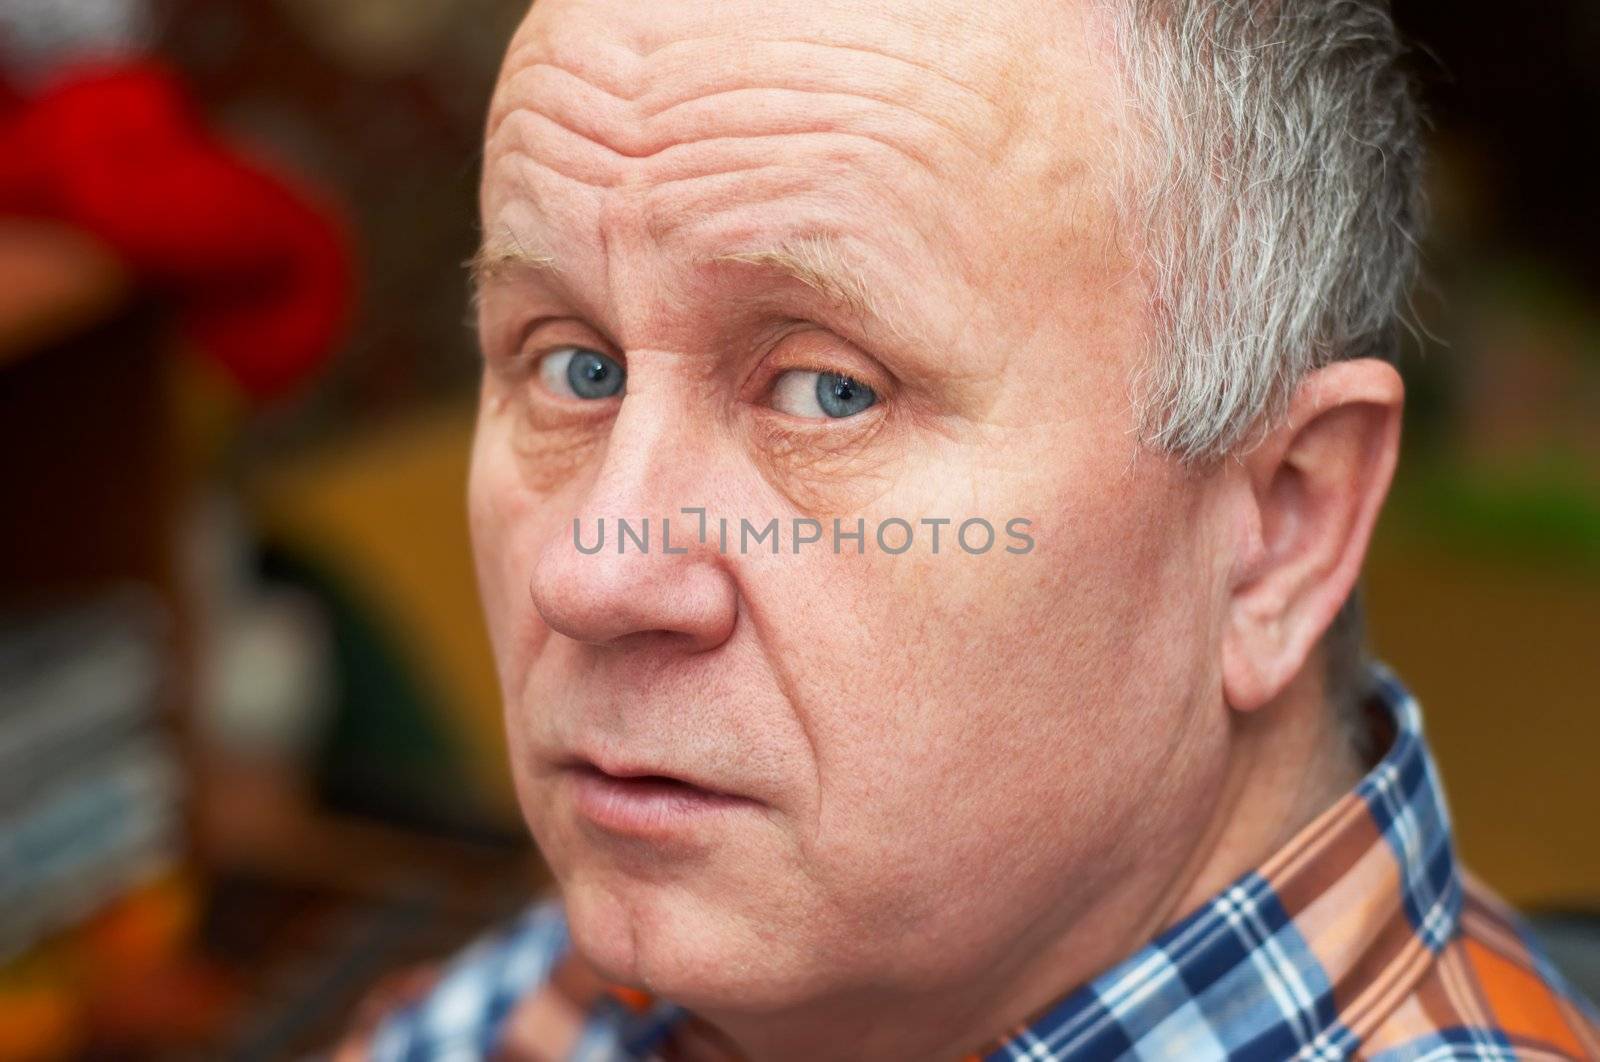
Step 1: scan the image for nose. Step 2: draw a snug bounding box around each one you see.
[528,395,739,654]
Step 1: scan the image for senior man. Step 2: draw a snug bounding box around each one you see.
[345,0,1599,1058]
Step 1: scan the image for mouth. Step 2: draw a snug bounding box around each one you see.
[563,759,757,839]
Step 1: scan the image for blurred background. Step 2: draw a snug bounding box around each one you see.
[0,0,1595,1057]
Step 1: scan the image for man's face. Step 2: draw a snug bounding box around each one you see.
[471,0,1233,1018]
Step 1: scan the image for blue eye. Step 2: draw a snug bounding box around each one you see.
[771,370,878,419]
[539,346,624,400]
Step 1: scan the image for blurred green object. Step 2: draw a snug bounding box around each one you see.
[258,546,510,842]
[1389,450,1600,571]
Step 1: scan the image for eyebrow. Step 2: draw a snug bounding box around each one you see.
[711,234,882,323]
[466,244,558,290]
[467,232,920,350]
[717,233,933,356]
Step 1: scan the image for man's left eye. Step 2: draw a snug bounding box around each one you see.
[770,370,878,420]
[537,346,625,400]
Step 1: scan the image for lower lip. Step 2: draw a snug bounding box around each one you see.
[569,767,754,838]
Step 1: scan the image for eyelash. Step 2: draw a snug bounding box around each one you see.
[508,325,892,423]
[749,323,891,413]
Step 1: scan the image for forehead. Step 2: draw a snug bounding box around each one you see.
[481,0,1127,329]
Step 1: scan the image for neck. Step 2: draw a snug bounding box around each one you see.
[684,661,1368,1062]
[1144,655,1369,935]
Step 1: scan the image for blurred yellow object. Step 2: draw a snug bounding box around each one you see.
[245,400,518,818]
[170,341,251,482]
[0,980,81,1062]
[1366,521,1600,909]
[0,872,215,1061]
[77,872,198,973]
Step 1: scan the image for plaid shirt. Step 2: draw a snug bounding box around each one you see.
[355,660,1600,1060]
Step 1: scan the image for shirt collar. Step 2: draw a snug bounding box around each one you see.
[980,658,1463,1061]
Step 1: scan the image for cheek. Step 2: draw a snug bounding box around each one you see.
[469,436,578,858]
[467,416,555,701]
[771,452,1215,958]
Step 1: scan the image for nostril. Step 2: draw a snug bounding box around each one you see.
[528,537,739,653]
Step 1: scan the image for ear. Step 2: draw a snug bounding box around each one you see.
[1221,359,1404,713]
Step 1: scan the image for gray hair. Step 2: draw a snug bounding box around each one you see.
[1100,0,1424,731]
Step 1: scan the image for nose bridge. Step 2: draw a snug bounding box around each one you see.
[581,366,711,523]
[529,366,739,652]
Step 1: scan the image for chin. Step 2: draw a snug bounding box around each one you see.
[560,866,822,1015]
[559,878,646,984]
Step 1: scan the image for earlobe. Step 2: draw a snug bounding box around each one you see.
[1221,573,1295,713]
[1220,359,1404,714]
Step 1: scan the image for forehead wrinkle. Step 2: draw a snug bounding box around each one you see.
[486,132,621,192]
[486,128,922,280]
[491,112,947,199]
[485,3,1102,249]
[525,38,992,145]
[496,19,645,102]
[483,137,972,351]
[481,128,1093,370]
[487,142,829,225]
[486,113,951,250]
[489,3,1030,164]
[643,35,989,110]
[490,60,984,168]
[484,38,1106,275]
[485,55,974,197]
[481,4,1119,373]
[485,56,970,201]
[509,0,1007,95]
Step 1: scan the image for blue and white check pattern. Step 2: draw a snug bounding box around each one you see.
[369,903,683,1062]
[983,662,1460,1062]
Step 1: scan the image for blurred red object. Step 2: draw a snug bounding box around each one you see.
[0,60,351,401]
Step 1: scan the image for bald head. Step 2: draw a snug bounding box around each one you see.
[477,0,1139,393]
